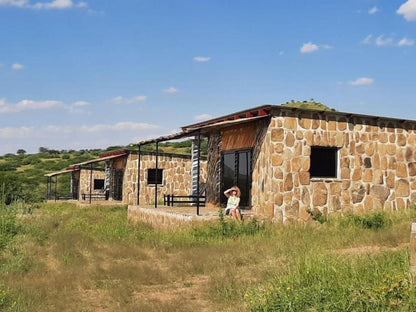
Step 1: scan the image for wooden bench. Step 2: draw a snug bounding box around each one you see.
[81,193,107,201]
[163,194,206,207]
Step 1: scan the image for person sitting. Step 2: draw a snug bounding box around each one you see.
[224,186,242,221]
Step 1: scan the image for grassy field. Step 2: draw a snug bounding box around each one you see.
[0,203,415,311]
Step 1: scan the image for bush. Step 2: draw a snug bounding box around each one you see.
[191,209,265,240]
[0,210,18,249]
[344,212,392,230]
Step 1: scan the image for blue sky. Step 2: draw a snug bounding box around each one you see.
[0,0,415,155]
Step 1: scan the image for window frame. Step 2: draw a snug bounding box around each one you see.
[309,146,339,179]
[93,179,105,190]
[147,168,164,185]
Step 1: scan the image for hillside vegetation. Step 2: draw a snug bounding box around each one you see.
[0,203,414,311]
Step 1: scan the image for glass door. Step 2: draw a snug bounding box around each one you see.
[221,149,252,208]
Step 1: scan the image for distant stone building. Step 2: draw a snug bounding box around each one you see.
[46,150,207,206]
[140,105,416,222]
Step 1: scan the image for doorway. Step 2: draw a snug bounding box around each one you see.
[221,149,252,208]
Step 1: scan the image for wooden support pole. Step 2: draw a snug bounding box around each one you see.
[411,218,416,282]
[155,141,159,208]
[137,145,141,206]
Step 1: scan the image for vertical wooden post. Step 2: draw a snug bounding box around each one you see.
[155,141,159,208]
[411,218,416,282]
[137,144,141,206]
[89,163,93,204]
[196,131,201,216]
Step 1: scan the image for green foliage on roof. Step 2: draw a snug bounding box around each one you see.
[282,99,335,111]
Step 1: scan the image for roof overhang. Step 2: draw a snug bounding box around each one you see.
[45,166,80,177]
[182,105,272,131]
[75,151,128,166]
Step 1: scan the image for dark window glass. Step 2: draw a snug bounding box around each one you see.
[221,149,252,208]
[94,179,105,190]
[310,146,338,178]
[147,169,163,184]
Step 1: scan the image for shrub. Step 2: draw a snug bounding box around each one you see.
[344,212,392,230]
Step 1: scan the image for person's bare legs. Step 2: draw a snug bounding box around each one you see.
[235,209,242,221]
[230,208,242,221]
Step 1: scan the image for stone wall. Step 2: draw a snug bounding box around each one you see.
[251,110,416,222]
[122,153,207,205]
[78,169,106,199]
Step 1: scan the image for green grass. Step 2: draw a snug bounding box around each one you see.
[0,203,413,311]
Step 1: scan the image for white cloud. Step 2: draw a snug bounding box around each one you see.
[163,87,179,94]
[0,99,64,114]
[72,100,89,107]
[12,63,24,70]
[0,0,28,7]
[193,56,211,62]
[348,77,374,86]
[111,95,147,105]
[75,0,86,7]
[398,37,415,46]
[368,6,378,14]
[300,42,319,53]
[397,0,416,21]
[33,0,73,9]
[194,114,213,122]
[361,34,373,44]
[81,122,158,133]
[375,35,394,46]
[0,0,88,9]
[279,51,284,56]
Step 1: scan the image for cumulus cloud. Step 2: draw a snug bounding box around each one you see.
[348,77,374,86]
[398,37,415,46]
[111,95,147,105]
[397,0,416,21]
[80,122,158,133]
[163,87,179,93]
[194,114,213,122]
[300,42,319,53]
[72,100,89,107]
[193,56,211,62]
[0,0,88,9]
[12,63,24,70]
[368,6,378,14]
[0,122,158,139]
[0,98,64,114]
[375,35,394,46]
[363,34,414,47]
[361,34,373,44]
[0,0,28,7]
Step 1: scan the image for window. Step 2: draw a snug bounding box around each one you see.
[309,146,338,178]
[147,169,163,184]
[94,179,105,190]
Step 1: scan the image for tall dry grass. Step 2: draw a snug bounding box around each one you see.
[0,202,414,311]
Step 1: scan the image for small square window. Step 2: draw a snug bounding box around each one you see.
[94,179,105,190]
[310,146,338,178]
[147,169,163,184]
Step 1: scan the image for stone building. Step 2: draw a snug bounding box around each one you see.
[46,149,206,206]
[141,104,416,222]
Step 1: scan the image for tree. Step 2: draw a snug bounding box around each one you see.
[17,149,26,155]
[38,147,49,153]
